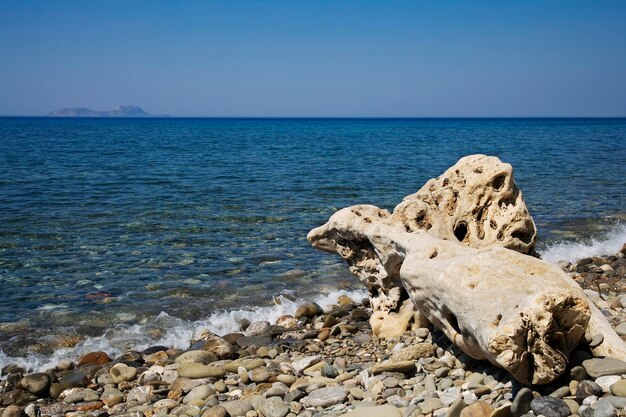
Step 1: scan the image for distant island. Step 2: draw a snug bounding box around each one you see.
[47,105,170,117]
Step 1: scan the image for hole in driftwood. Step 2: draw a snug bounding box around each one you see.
[492,174,506,191]
[447,311,461,334]
[512,230,533,244]
[454,222,468,242]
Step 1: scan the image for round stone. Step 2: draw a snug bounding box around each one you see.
[578,405,594,417]
[511,387,533,417]
[100,387,124,407]
[321,364,338,378]
[459,401,494,417]
[183,384,215,404]
[529,396,571,417]
[350,387,364,400]
[420,398,443,414]
[250,367,271,383]
[294,302,323,319]
[174,350,216,364]
[582,358,626,378]
[550,386,570,398]
[301,387,347,408]
[109,363,137,383]
[77,351,111,366]
[383,376,400,388]
[576,380,603,401]
[20,373,51,395]
[276,374,296,385]
[596,376,621,392]
[589,334,604,348]
[610,379,626,397]
[177,362,225,379]
[569,365,588,381]
[260,396,290,417]
[594,398,617,417]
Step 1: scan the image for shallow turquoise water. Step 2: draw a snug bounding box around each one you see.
[0,117,624,358]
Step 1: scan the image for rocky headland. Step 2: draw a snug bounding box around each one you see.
[1,155,625,417]
[47,106,168,117]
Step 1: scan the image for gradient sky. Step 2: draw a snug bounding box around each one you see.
[1,1,625,117]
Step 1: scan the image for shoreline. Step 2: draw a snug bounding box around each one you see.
[2,223,625,372]
[1,245,625,417]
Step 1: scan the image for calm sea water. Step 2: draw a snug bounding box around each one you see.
[0,117,625,366]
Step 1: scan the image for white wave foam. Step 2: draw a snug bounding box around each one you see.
[0,288,368,373]
[541,223,626,264]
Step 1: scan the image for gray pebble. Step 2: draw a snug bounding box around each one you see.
[594,398,617,417]
[550,386,571,398]
[511,388,533,417]
[530,396,571,417]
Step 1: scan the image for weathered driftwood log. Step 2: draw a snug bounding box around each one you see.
[308,206,590,384]
[308,155,626,383]
[310,155,538,338]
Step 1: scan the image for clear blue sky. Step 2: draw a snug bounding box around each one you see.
[1,1,625,117]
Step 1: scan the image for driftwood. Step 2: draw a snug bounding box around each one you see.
[308,155,626,384]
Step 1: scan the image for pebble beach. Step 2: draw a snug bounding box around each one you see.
[2,246,625,417]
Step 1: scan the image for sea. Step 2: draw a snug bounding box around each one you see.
[0,117,625,371]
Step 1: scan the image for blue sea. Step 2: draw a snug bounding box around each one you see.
[0,117,625,370]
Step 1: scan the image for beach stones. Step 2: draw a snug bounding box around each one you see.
[610,379,626,397]
[594,375,620,392]
[259,396,289,417]
[201,405,229,417]
[529,396,571,417]
[295,302,323,319]
[100,387,124,407]
[275,315,299,329]
[342,404,402,417]
[245,321,272,337]
[109,363,137,383]
[511,387,534,417]
[1,389,38,406]
[175,350,216,364]
[224,358,265,372]
[576,380,603,401]
[177,362,225,379]
[19,373,50,395]
[77,351,111,366]
[182,384,215,404]
[128,386,152,404]
[221,399,253,416]
[193,331,234,359]
[582,358,626,378]
[389,342,435,361]
[594,398,617,417]
[301,387,347,408]
[249,367,271,383]
[372,360,416,375]
[62,388,99,404]
[421,397,443,414]
[291,356,321,375]
[459,402,494,417]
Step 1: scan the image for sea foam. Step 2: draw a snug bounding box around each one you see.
[0,288,368,373]
[541,223,626,264]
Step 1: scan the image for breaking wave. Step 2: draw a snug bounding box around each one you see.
[541,223,626,264]
[0,288,368,373]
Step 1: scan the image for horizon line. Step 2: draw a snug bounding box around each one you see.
[1,115,626,119]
